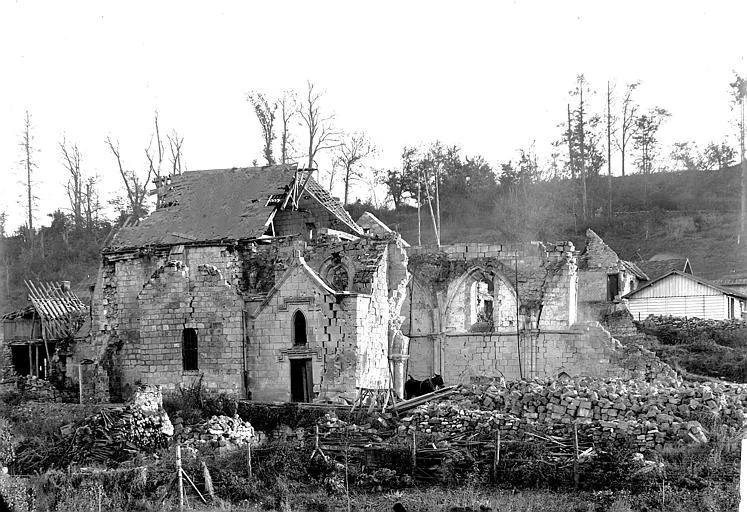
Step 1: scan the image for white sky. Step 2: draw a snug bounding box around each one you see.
[1,0,745,232]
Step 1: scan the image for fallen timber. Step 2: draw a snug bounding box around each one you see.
[389,385,460,413]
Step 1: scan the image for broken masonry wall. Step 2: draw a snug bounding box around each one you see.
[134,253,245,397]
[403,241,577,338]
[349,249,391,391]
[407,323,647,384]
[273,194,358,238]
[387,238,411,399]
[80,253,167,400]
[84,246,245,401]
[577,229,641,322]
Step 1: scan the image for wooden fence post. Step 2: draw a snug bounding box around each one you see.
[573,423,580,489]
[78,364,83,405]
[247,440,252,479]
[411,430,417,475]
[176,444,184,512]
[492,431,501,483]
[740,439,747,512]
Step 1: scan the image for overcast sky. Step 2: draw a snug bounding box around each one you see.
[1,0,745,232]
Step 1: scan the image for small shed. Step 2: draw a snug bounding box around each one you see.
[623,270,747,321]
[1,281,88,379]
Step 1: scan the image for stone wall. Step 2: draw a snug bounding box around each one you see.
[135,259,245,396]
[577,229,641,322]
[403,240,577,337]
[408,323,645,384]
[81,246,245,400]
[245,253,392,402]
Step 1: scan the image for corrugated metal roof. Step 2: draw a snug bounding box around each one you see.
[623,270,747,300]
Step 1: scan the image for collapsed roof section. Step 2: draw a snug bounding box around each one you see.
[105,164,363,252]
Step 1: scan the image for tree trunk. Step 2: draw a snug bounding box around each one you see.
[579,86,587,222]
[417,177,422,247]
[344,165,351,206]
[607,81,613,223]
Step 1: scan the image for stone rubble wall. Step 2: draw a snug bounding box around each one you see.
[408,323,669,384]
[398,375,747,452]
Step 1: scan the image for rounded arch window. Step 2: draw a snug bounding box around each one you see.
[292,310,307,346]
[320,257,350,291]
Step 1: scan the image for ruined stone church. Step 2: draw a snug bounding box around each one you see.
[75,164,631,404]
[77,164,409,402]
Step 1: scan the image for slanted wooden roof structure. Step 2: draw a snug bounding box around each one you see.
[23,280,87,340]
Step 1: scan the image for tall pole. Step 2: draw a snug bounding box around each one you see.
[740,89,746,244]
[514,252,523,380]
[417,171,422,247]
[607,81,613,224]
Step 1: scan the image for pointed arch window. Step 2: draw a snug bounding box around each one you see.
[292,311,307,346]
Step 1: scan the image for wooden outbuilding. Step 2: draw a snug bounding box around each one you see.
[623,270,747,321]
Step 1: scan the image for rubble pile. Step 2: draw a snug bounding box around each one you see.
[175,415,255,453]
[17,376,61,402]
[396,377,747,451]
[642,315,747,332]
[65,385,173,465]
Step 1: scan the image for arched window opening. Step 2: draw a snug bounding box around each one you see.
[293,311,307,346]
[182,328,198,371]
[470,277,494,331]
[320,255,350,292]
[329,264,349,291]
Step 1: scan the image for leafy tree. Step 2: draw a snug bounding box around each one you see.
[633,107,670,174]
[247,91,278,165]
[670,141,703,171]
[703,141,736,170]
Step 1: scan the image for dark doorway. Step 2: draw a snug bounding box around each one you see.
[607,274,620,301]
[11,346,31,376]
[290,358,313,402]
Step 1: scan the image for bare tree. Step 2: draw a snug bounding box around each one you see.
[84,175,102,230]
[106,137,152,219]
[60,136,84,229]
[20,111,38,232]
[248,92,278,165]
[333,132,375,205]
[616,82,640,177]
[606,81,616,222]
[279,90,296,164]
[298,81,338,169]
[167,130,185,175]
[572,75,589,221]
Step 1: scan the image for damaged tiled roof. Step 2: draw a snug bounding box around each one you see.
[301,172,363,236]
[107,166,363,251]
[622,260,649,281]
[637,258,691,281]
[107,165,298,251]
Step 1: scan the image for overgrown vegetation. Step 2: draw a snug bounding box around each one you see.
[642,316,747,382]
